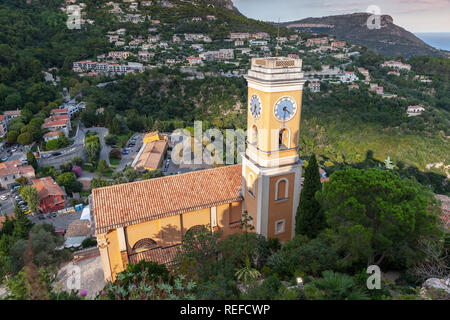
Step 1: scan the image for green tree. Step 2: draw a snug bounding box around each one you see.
[19,186,39,213]
[26,150,37,170]
[296,154,325,238]
[58,132,69,148]
[56,172,82,195]
[235,211,261,283]
[304,271,369,300]
[13,204,33,239]
[97,160,109,177]
[17,132,33,145]
[6,129,19,144]
[318,168,443,269]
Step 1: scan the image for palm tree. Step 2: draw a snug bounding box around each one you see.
[235,211,261,283]
[304,271,369,300]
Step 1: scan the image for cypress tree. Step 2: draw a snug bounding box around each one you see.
[26,150,37,170]
[13,204,33,239]
[296,154,326,238]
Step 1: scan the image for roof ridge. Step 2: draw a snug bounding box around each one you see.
[93,163,242,193]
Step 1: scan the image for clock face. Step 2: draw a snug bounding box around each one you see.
[249,94,261,119]
[273,96,297,122]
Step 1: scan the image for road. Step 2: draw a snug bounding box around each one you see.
[85,127,110,166]
[28,211,82,230]
[115,133,144,171]
[37,122,87,168]
[0,144,26,163]
[0,191,17,215]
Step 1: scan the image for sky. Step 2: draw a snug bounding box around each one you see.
[231,0,450,32]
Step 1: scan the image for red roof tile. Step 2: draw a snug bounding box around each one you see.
[93,164,243,234]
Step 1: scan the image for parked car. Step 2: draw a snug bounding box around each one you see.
[42,153,52,158]
[55,229,65,236]
[52,152,62,156]
[38,215,45,220]
[1,156,8,162]
[0,195,8,200]
[21,158,27,165]
[121,151,129,155]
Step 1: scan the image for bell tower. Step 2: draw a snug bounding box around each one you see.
[242,57,305,241]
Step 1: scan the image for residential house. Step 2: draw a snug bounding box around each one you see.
[42,115,71,137]
[43,131,62,142]
[331,40,346,49]
[32,176,66,213]
[381,60,411,71]
[3,110,21,119]
[407,105,425,116]
[229,33,250,40]
[186,56,202,65]
[0,160,35,189]
[308,82,320,93]
[108,51,132,60]
[132,132,168,171]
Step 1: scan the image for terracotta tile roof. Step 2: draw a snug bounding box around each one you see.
[43,130,62,138]
[42,119,69,128]
[0,115,5,121]
[66,219,91,238]
[44,115,69,123]
[0,160,35,178]
[134,140,167,170]
[93,164,243,234]
[32,176,65,199]
[51,108,68,114]
[3,110,21,116]
[128,244,181,266]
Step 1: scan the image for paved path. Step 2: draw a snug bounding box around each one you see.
[28,211,82,230]
[85,127,110,166]
[53,255,105,299]
[115,133,144,171]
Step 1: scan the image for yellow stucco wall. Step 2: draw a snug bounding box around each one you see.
[247,88,303,156]
[267,173,295,241]
[105,230,122,280]
[243,165,258,229]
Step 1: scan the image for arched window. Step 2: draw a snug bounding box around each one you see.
[132,238,158,252]
[278,128,290,150]
[185,225,205,237]
[248,172,256,197]
[275,178,289,201]
[251,125,258,145]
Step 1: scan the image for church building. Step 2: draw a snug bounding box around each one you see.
[92,57,306,281]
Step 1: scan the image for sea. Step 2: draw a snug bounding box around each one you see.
[414,32,450,51]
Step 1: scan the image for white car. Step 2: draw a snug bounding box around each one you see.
[0,195,8,201]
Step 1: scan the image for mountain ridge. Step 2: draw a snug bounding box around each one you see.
[278,12,444,58]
